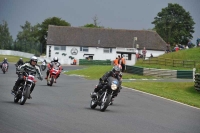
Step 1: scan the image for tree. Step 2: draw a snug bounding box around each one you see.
[0,20,13,50]
[15,21,41,55]
[152,3,195,46]
[82,15,104,28]
[38,17,71,54]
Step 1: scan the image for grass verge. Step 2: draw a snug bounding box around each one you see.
[65,65,199,108]
[0,55,30,63]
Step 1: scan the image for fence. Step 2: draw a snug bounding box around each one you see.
[142,57,197,68]
[194,73,200,91]
[79,59,111,65]
[126,65,194,79]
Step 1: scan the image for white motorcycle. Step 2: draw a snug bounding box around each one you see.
[41,61,47,71]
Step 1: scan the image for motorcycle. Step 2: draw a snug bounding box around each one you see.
[13,71,37,105]
[90,76,120,112]
[41,61,46,71]
[2,63,8,74]
[47,67,61,86]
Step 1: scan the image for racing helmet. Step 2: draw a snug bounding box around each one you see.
[53,57,58,62]
[30,56,38,63]
[112,65,120,75]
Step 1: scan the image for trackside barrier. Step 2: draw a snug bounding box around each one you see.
[125,65,193,79]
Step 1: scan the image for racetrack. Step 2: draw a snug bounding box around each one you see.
[0,64,200,133]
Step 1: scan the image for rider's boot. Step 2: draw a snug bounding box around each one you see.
[11,86,17,95]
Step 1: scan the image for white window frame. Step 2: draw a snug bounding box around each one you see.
[103,48,112,53]
[80,47,89,52]
[54,46,66,51]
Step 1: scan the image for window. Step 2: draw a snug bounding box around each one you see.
[54,46,66,51]
[103,48,112,53]
[61,46,66,50]
[80,47,88,52]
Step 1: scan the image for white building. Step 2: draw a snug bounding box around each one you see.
[46,25,166,65]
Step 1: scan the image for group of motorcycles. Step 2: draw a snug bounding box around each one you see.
[4,59,120,111]
[13,60,61,105]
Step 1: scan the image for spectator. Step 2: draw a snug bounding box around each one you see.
[187,40,192,48]
[121,55,126,72]
[150,53,153,58]
[142,47,147,60]
[174,45,180,52]
[72,58,77,65]
[197,37,200,47]
[118,55,121,64]
[166,42,170,53]
[113,57,118,66]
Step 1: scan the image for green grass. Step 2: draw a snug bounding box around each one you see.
[122,82,200,108]
[65,65,158,80]
[0,55,30,63]
[135,47,200,72]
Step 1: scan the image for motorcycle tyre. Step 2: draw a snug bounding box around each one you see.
[20,86,30,105]
[49,77,54,86]
[100,94,111,112]
[90,99,97,109]
[14,95,20,103]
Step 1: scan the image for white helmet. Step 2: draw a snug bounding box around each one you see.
[53,57,58,62]
[30,56,38,63]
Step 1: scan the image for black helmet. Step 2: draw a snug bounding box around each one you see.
[20,58,23,61]
[4,58,7,61]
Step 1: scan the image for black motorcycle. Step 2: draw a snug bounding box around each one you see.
[90,76,120,112]
[13,71,36,105]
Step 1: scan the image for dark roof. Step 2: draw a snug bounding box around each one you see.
[47,25,167,51]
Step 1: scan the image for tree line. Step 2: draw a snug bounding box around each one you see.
[0,3,196,55]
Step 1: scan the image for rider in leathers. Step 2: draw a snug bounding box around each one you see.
[11,56,43,99]
[0,58,9,71]
[91,65,122,99]
[45,57,62,83]
[16,58,24,66]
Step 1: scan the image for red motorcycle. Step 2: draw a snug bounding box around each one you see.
[47,67,61,86]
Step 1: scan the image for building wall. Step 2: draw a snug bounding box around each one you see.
[46,45,164,65]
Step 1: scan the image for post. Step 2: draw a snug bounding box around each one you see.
[193,68,196,82]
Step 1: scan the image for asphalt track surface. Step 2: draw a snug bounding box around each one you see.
[0,65,200,133]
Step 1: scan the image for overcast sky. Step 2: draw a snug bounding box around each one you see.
[0,0,199,43]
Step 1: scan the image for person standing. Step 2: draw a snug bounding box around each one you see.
[113,57,118,66]
[121,55,126,72]
[142,47,147,60]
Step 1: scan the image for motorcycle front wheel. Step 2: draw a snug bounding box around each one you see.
[90,99,97,109]
[14,95,20,103]
[20,86,30,105]
[100,94,111,112]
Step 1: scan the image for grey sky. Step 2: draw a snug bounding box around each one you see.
[0,0,199,43]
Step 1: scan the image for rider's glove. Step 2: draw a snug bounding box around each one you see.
[39,77,43,81]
